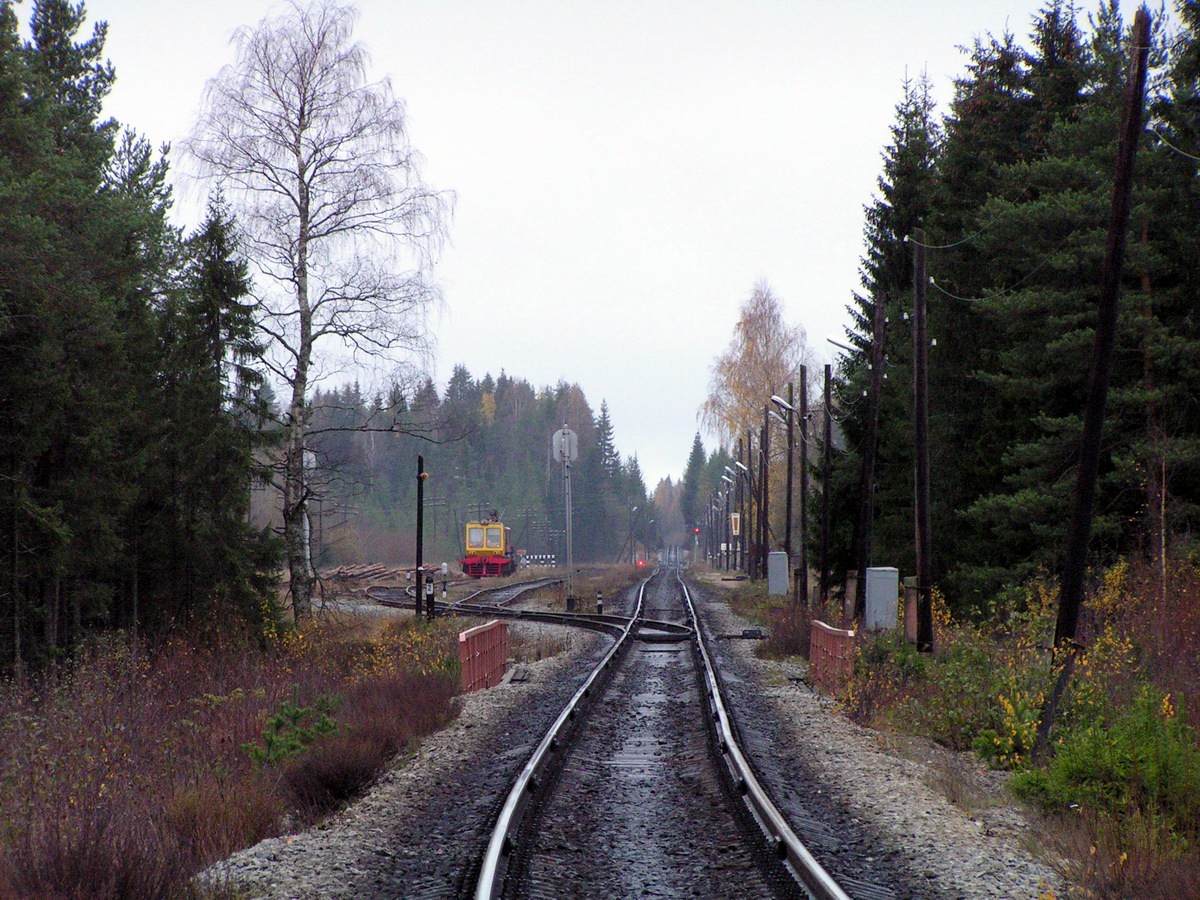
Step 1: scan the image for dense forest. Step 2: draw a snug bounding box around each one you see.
[0,0,284,672]
[823,1,1200,614]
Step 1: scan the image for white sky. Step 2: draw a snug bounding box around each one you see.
[77,0,1146,485]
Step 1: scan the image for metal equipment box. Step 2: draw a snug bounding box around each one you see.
[768,551,788,596]
[865,567,899,630]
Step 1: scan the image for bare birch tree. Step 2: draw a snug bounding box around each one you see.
[188,0,450,617]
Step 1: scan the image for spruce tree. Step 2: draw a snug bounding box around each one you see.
[680,433,706,532]
[832,74,941,586]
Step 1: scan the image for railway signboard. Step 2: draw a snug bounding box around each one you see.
[552,425,578,463]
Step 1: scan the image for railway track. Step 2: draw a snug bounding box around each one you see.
[471,566,849,900]
[365,577,563,615]
[366,576,692,643]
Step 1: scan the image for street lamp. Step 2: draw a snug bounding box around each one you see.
[720,473,735,568]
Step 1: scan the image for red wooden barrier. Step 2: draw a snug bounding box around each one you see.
[459,620,508,693]
[809,619,856,695]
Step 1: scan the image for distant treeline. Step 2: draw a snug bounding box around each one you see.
[304,367,656,568]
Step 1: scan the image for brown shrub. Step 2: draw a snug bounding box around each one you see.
[0,616,460,899]
[282,670,457,819]
[763,604,810,658]
[165,775,281,859]
[1042,807,1200,899]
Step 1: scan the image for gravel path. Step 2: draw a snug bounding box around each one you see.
[201,573,1067,899]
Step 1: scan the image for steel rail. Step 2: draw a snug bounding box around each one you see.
[678,572,850,900]
[367,578,690,642]
[364,576,559,609]
[472,574,651,899]
[452,602,690,639]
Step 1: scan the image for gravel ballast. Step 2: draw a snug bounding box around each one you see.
[686,574,1065,900]
[202,576,1066,899]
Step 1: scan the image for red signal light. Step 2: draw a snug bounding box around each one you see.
[693,527,700,534]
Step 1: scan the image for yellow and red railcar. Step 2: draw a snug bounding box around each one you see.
[460,518,518,577]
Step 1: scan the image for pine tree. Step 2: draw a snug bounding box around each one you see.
[140,194,277,629]
[595,401,620,483]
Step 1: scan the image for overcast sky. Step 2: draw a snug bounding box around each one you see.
[78,0,1147,485]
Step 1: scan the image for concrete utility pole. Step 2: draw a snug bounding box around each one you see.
[912,228,934,653]
[553,425,578,607]
[1036,6,1151,757]
[724,489,732,571]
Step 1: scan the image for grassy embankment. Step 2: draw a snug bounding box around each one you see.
[0,612,461,898]
[712,557,1200,898]
[0,566,643,898]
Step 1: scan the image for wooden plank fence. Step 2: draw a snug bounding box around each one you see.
[809,620,856,695]
[459,620,508,693]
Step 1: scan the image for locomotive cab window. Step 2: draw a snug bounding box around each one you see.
[486,526,503,549]
[468,526,485,549]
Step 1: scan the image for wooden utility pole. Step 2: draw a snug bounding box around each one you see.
[1035,6,1151,758]
[798,368,810,609]
[744,434,753,580]
[415,455,426,617]
[760,406,770,576]
[913,229,934,653]
[854,294,887,622]
[729,439,739,573]
[783,382,796,599]
[820,364,832,609]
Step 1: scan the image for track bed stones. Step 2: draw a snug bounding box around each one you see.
[686,575,1065,900]
[514,574,792,898]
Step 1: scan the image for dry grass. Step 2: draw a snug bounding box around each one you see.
[1038,808,1200,899]
[721,578,811,658]
[508,624,573,663]
[0,614,460,899]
